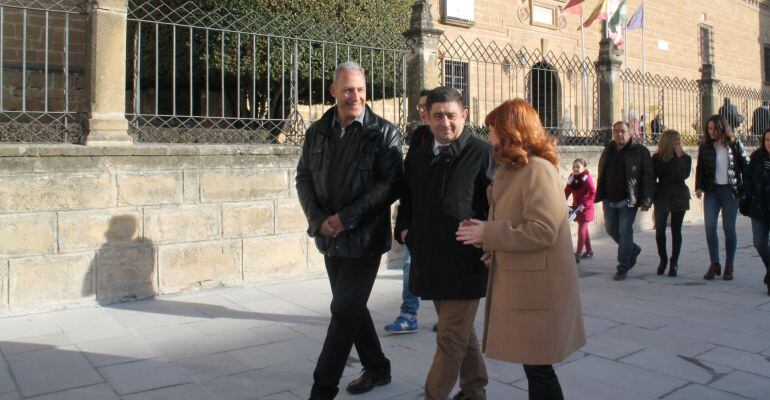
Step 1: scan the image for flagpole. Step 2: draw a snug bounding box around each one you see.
[624,25,628,123]
[641,1,647,140]
[580,12,590,131]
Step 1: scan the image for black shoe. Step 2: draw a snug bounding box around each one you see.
[581,251,594,259]
[346,370,391,395]
[613,266,628,281]
[668,258,678,277]
[575,253,581,264]
[452,390,487,400]
[630,245,642,268]
[657,256,668,275]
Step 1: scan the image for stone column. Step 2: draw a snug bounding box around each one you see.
[85,0,132,146]
[595,34,622,144]
[698,63,720,135]
[403,0,443,126]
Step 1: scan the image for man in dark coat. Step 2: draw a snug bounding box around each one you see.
[720,97,745,132]
[296,61,404,399]
[595,121,655,281]
[394,86,493,400]
[385,88,433,334]
[751,101,770,136]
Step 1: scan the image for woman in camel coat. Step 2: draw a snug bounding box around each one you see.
[457,99,586,400]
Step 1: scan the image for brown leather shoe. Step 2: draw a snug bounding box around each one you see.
[703,263,721,280]
[723,265,734,281]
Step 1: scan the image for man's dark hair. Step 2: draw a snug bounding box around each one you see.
[426,86,465,112]
[419,89,432,98]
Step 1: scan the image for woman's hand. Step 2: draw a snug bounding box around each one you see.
[456,218,486,246]
[480,252,493,268]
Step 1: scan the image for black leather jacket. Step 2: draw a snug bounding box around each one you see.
[296,106,404,258]
[742,149,770,222]
[595,141,655,208]
[695,139,749,197]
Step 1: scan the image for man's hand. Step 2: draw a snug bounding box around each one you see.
[696,189,703,199]
[400,229,409,244]
[641,205,650,212]
[327,214,344,237]
[319,218,336,237]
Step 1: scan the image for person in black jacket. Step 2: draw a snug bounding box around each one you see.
[652,130,691,277]
[296,61,404,400]
[394,86,493,400]
[384,89,433,335]
[695,114,749,281]
[595,121,655,281]
[743,128,770,296]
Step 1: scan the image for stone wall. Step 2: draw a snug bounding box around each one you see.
[0,144,327,314]
[0,143,705,314]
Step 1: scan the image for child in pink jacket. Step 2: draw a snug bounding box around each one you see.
[564,158,596,263]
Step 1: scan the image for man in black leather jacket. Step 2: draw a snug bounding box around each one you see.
[595,121,655,281]
[296,61,404,399]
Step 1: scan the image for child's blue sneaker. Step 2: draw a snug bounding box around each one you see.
[384,316,418,334]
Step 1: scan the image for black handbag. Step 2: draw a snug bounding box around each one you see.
[739,196,752,217]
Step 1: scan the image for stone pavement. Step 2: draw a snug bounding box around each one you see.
[1,217,769,400]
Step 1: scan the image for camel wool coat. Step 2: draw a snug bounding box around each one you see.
[481,156,586,365]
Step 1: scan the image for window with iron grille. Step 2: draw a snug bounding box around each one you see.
[699,25,714,66]
[444,60,470,109]
[764,45,770,83]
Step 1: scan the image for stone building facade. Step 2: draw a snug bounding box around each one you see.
[432,0,770,87]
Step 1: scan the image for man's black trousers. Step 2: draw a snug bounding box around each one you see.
[310,255,390,399]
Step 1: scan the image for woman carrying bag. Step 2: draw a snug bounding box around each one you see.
[743,128,770,296]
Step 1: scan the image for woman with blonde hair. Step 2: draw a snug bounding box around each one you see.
[652,130,692,276]
[456,99,586,399]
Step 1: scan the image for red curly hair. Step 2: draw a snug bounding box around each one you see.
[484,98,558,168]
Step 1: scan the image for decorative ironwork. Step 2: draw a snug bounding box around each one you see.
[439,35,602,145]
[619,69,702,146]
[126,0,409,144]
[0,0,88,143]
[718,83,770,146]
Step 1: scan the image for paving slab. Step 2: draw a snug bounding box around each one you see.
[0,359,14,395]
[5,346,103,397]
[710,370,770,400]
[176,352,251,381]
[26,383,120,400]
[601,324,716,357]
[581,334,646,360]
[0,333,71,356]
[76,336,158,367]
[697,346,770,378]
[99,359,191,395]
[122,383,214,400]
[559,355,687,398]
[662,383,748,400]
[620,349,715,384]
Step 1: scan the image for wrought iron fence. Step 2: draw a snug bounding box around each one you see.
[438,35,603,145]
[619,70,702,146]
[0,0,88,143]
[126,0,408,144]
[717,83,770,147]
